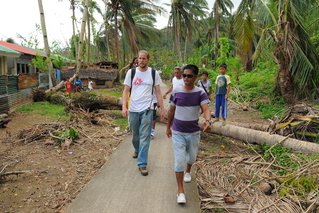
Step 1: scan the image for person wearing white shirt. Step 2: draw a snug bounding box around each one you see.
[122,50,165,176]
[163,67,184,99]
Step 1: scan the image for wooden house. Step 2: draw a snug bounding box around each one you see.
[0,41,45,75]
[0,44,20,75]
[61,61,118,89]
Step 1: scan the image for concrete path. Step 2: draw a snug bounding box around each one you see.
[65,124,201,213]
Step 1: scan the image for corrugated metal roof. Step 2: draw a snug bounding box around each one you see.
[0,44,20,56]
[0,41,37,56]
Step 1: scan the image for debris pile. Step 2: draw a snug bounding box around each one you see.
[269,103,319,142]
[196,134,319,212]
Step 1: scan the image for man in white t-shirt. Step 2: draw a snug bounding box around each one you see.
[122,50,165,176]
[163,67,184,99]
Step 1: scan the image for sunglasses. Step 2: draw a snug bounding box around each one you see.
[182,74,195,78]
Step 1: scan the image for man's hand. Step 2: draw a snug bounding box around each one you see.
[203,120,211,132]
[225,94,228,100]
[122,107,128,117]
[166,128,172,138]
[163,94,167,99]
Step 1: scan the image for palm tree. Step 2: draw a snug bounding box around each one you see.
[252,0,319,103]
[70,0,80,61]
[37,0,57,86]
[212,0,233,66]
[234,0,255,71]
[75,0,89,76]
[169,0,208,64]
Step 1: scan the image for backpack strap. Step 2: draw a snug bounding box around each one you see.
[151,68,156,95]
[200,80,209,95]
[129,68,136,94]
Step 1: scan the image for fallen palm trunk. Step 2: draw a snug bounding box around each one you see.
[210,122,319,153]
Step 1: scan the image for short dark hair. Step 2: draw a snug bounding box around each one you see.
[201,71,208,76]
[183,64,199,75]
[220,63,227,69]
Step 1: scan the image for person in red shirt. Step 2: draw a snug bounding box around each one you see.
[65,77,73,97]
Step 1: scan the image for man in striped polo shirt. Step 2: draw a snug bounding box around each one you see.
[166,64,211,204]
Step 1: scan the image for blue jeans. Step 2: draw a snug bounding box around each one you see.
[172,132,200,172]
[215,94,228,119]
[129,109,153,168]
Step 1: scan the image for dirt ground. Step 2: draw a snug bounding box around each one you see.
[0,90,268,213]
[0,111,124,213]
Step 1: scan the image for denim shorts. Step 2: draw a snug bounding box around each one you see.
[172,132,200,172]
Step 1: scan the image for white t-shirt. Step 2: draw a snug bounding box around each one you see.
[124,67,162,112]
[88,80,93,90]
[172,76,184,88]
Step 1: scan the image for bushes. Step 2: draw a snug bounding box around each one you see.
[32,89,46,102]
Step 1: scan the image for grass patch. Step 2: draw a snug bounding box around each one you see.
[255,100,286,119]
[16,102,69,120]
[114,117,128,131]
[94,86,123,97]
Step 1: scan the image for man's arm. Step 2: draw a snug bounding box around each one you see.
[201,103,211,132]
[122,85,130,117]
[166,105,175,138]
[155,85,165,121]
[163,85,173,99]
[226,84,231,100]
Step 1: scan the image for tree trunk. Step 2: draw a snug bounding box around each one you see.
[213,3,220,66]
[210,123,319,153]
[45,0,88,93]
[113,4,120,83]
[183,30,188,64]
[277,62,295,104]
[37,0,57,86]
[105,21,111,61]
[71,0,77,61]
[175,11,182,64]
[86,5,90,63]
[103,1,111,61]
[96,35,100,62]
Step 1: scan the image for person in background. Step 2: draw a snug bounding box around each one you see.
[119,57,138,79]
[74,76,82,92]
[65,77,72,97]
[88,77,93,91]
[163,67,184,99]
[214,63,231,125]
[197,71,212,100]
[166,64,211,204]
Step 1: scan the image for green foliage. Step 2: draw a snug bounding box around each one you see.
[52,127,79,143]
[279,176,318,198]
[51,54,66,69]
[16,102,69,120]
[149,49,179,80]
[47,92,67,105]
[261,144,298,175]
[32,55,50,72]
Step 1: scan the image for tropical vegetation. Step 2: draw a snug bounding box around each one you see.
[30,0,319,107]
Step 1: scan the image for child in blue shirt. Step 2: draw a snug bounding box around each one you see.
[214,63,231,124]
